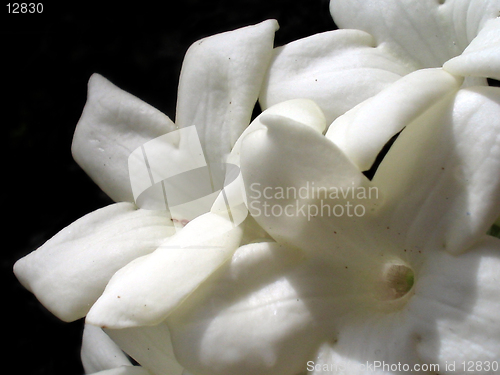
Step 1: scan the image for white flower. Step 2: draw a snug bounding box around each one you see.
[261,0,500,167]
[13,1,500,375]
[14,19,278,375]
[165,86,500,374]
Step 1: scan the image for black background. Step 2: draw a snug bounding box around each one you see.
[3,1,336,374]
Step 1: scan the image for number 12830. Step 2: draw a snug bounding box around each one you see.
[6,3,43,13]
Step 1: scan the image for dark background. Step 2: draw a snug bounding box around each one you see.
[3,1,336,374]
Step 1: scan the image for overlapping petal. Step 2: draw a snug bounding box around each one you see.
[373,87,500,254]
[72,74,177,203]
[88,366,151,375]
[167,241,319,375]
[444,17,500,81]
[81,324,132,374]
[13,202,173,321]
[309,314,423,375]
[73,20,278,207]
[176,19,278,167]
[240,112,379,255]
[410,237,500,371]
[260,29,413,125]
[330,0,500,69]
[105,323,183,375]
[326,68,463,171]
[86,212,244,328]
[308,238,500,374]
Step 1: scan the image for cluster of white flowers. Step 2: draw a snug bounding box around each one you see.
[15,1,500,375]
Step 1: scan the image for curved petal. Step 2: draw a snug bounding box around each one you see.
[13,202,173,321]
[326,68,463,171]
[81,324,132,374]
[105,323,183,375]
[228,98,326,167]
[309,313,424,375]
[330,0,500,68]
[72,74,176,203]
[88,366,151,375]
[240,113,380,256]
[211,99,326,219]
[373,87,500,254]
[260,29,413,125]
[86,212,244,328]
[167,241,320,375]
[444,17,500,81]
[410,237,500,370]
[175,19,278,167]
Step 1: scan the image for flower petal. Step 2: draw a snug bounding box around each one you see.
[309,313,424,375]
[72,74,176,203]
[373,87,500,254]
[167,241,320,375]
[175,19,278,167]
[13,202,173,321]
[88,366,151,375]
[105,323,183,375]
[410,236,500,369]
[86,212,244,328]
[444,17,500,81]
[326,68,463,171]
[211,99,326,226]
[240,112,379,255]
[330,0,500,68]
[81,324,131,373]
[260,29,413,125]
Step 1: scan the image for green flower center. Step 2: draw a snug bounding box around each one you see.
[378,263,415,301]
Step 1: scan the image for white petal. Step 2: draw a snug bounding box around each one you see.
[211,99,326,224]
[240,112,379,255]
[373,87,500,254]
[167,241,320,375]
[72,74,176,203]
[105,323,183,375]
[309,312,424,375]
[444,17,500,81]
[175,20,278,167]
[410,237,500,369]
[260,29,413,125]
[330,0,500,68]
[326,68,463,171]
[229,98,326,166]
[87,366,151,375]
[81,324,131,373]
[14,202,174,321]
[86,212,244,328]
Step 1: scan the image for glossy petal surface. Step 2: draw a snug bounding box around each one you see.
[326,68,463,171]
[81,324,131,373]
[176,20,278,166]
[330,0,500,68]
[410,237,500,370]
[260,29,412,125]
[374,87,500,254]
[14,202,173,321]
[168,241,320,375]
[105,323,183,375]
[444,17,500,80]
[72,74,176,203]
[86,212,243,328]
